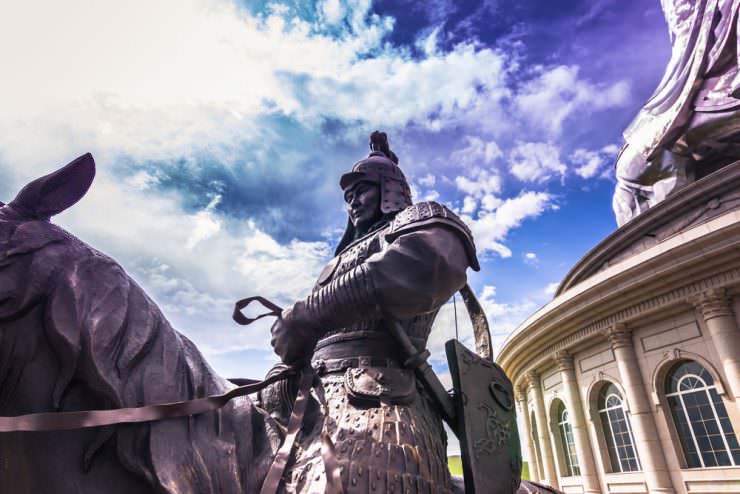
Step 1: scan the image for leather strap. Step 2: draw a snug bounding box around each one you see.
[259,369,314,494]
[233,296,283,326]
[321,431,344,494]
[0,366,297,432]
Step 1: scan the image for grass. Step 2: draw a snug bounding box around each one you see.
[448,456,463,475]
[448,456,530,480]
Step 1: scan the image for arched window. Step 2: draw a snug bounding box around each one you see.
[555,401,580,476]
[665,361,740,468]
[598,383,640,472]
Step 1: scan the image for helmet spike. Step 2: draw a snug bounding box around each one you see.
[369,131,399,164]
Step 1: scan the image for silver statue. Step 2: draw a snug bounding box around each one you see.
[614,0,740,226]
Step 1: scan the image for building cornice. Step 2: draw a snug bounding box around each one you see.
[501,256,740,385]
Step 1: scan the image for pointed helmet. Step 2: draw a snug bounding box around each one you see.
[335,131,413,255]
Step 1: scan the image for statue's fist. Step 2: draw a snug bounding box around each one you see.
[270,302,320,364]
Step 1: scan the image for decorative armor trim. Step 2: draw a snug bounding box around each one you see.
[387,201,480,271]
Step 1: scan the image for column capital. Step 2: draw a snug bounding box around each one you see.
[693,288,734,321]
[525,370,540,391]
[554,349,575,371]
[604,323,632,349]
[515,384,528,402]
[515,386,529,411]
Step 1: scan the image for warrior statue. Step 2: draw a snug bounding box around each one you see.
[263,131,479,493]
[613,0,740,226]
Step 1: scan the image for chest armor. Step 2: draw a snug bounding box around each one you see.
[313,224,438,346]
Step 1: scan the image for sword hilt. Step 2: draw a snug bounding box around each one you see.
[385,317,457,427]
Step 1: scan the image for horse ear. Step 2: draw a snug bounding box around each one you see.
[9,153,96,220]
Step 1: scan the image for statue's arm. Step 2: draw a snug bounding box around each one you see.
[271,225,472,363]
[366,226,469,318]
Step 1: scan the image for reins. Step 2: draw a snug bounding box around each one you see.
[0,365,297,432]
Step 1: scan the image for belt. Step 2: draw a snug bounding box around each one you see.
[315,329,424,354]
[311,356,401,376]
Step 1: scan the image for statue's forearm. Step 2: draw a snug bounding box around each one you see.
[297,227,468,335]
[299,263,380,332]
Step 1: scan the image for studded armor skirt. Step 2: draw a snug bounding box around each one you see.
[282,371,455,494]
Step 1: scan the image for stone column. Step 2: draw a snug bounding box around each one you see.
[605,324,674,493]
[526,370,559,489]
[554,350,600,494]
[696,289,740,403]
[516,385,540,482]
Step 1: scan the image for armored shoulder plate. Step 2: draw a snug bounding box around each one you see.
[387,201,480,271]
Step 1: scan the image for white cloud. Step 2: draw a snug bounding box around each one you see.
[416,26,442,56]
[570,144,620,179]
[418,173,437,188]
[462,196,478,214]
[320,0,346,25]
[423,190,441,201]
[523,252,538,265]
[463,191,555,257]
[481,193,502,211]
[571,148,603,179]
[412,173,440,202]
[510,142,566,183]
[288,42,509,129]
[186,195,223,249]
[455,167,502,198]
[126,170,161,190]
[545,282,560,296]
[515,65,631,136]
[1,0,506,166]
[451,135,503,167]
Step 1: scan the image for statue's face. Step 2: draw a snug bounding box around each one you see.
[345,181,381,233]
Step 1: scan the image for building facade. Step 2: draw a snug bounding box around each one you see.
[498,162,740,493]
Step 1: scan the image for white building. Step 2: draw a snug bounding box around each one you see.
[498,162,740,493]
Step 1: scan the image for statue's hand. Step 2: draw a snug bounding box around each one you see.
[270,301,320,364]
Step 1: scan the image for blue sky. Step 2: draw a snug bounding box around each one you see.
[1,0,671,445]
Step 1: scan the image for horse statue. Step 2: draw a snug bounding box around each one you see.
[0,154,282,493]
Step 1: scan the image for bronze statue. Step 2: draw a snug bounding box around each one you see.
[613,0,740,226]
[260,132,538,493]
[263,131,478,492]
